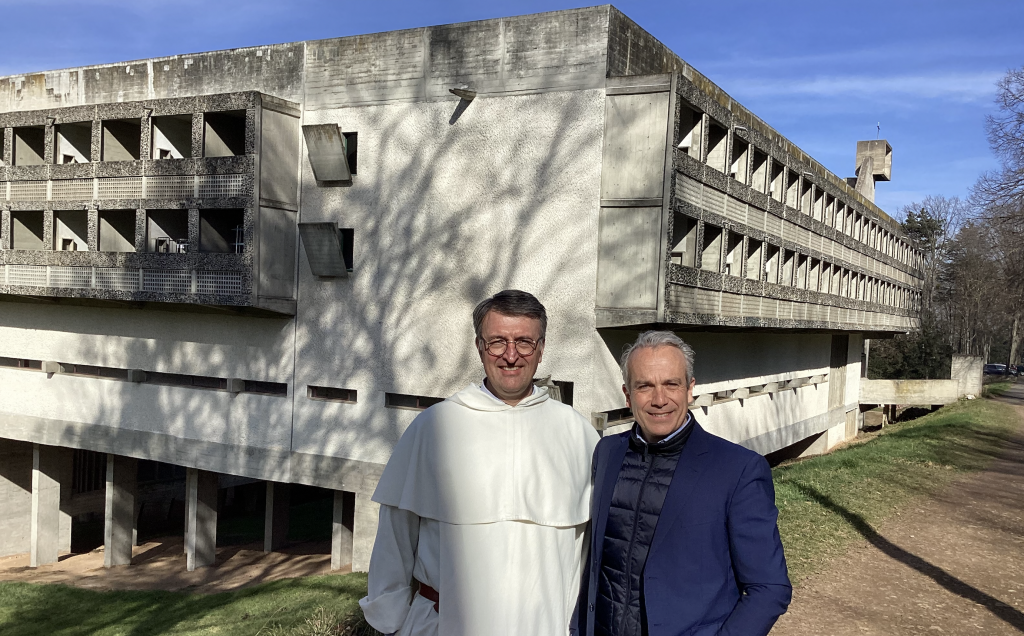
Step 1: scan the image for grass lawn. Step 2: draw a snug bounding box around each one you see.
[1,396,1019,634]
[774,396,1020,583]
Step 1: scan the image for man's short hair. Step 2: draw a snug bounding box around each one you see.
[472,290,548,340]
[620,330,696,388]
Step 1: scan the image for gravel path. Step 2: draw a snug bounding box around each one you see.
[773,386,1024,636]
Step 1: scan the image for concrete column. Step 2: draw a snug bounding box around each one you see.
[352,492,379,573]
[185,468,218,571]
[331,490,355,571]
[30,444,70,567]
[263,482,290,553]
[103,454,138,568]
[0,439,33,558]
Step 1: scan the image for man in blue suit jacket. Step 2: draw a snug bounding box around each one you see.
[576,331,791,636]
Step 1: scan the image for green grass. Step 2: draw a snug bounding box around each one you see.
[984,380,1014,397]
[775,397,1020,583]
[1,397,1019,633]
[0,574,377,636]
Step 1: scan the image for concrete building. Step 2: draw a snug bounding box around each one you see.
[0,6,923,571]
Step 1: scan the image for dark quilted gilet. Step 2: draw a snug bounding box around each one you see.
[594,422,692,636]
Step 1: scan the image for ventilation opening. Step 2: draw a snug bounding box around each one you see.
[99,210,136,253]
[751,149,768,194]
[552,380,574,407]
[770,161,785,202]
[603,407,634,427]
[385,392,445,410]
[701,224,723,272]
[308,385,357,403]
[54,210,89,251]
[147,210,190,253]
[55,122,93,164]
[244,380,288,396]
[13,126,46,166]
[730,135,749,183]
[670,213,698,267]
[101,119,142,162]
[764,244,780,284]
[152,115,193,160]
[204,110,246,157]
[677,103,702,159]
[0,357,42,369]
[746,239,762,281]
[10,211,45,250]
[199,209,244,253]
[724,231,744,277]
[706,121,728,173]
[343,132,358,175]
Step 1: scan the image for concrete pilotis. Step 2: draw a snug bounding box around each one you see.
[351,492,379,573]
[185,468,218,571]
[331,490,355,571]
[30,444,70,567]
[104,454,138,568]
[263,481,290,553]
[0,439,33,558]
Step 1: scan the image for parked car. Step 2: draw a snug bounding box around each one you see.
[984,363,1008,375]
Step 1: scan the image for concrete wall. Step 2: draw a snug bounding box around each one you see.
[0,438,33,557]
[952,355,983,397]
[860,379,958,405]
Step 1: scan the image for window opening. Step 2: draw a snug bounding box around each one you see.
[769,161,785,202]
[700,224,723,272]
[147,210,190,253]
[101,119,142,162]
[724,231,743,276]
[152,115,192,159]
[670,213,698,267]
[99,210,136,253]
[203,110,246,157]
[677,104,703,159]
[54,122,93,164]
[54,210,89,251]
[746,239,763,280]
[10,211,45,250]
[730,135,749,183]
[308,386,357,403]
[750,149,768,193]
[781,250,795,286]
[785,169,800,209]
[385,392,445,410]
[764,244,780,284]
[13,126,46,165]
[706,120,728,173]
[199,209,244,253]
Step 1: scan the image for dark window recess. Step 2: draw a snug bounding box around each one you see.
[60,364,129,381]
[0,357,42,369]
[308,385,357,403]
[199,209,245,253]
[72,450,107,495]
[385,392,445,410]
[244,380,288,396]
[137,460,186,483]
[603,407,634,425]
[552,380,574,406]
[343,132,358,175]
[203,110,246,157]
[147,371,228,390]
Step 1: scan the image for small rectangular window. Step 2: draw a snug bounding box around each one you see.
[13,126,46,165]
[750,149,768,194]
[800,179,813,214]
[11,211,45,250]
[199,209,245,253]
[0,357,42,369]
[603,407,634,425]
[55,122,93,164]
[204,110,246,157]
[785,169,800,209]
[243,380,288,396]
[677,103,703,160]
[764,244,780,284]
[746,239,762,281]
[385,392,445,410]
[101,119,142,162]
[769,161,785,202]
[308,385,357,403]
[147,210,190,253]
[724,231,743,277]
[99,210,137,253]
[730,135,749,183]
[54,210,89,251]
[781,250,795,286]
[147,371,228,390]
[152,114,192,159]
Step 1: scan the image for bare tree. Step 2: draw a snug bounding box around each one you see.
[900,195,966,314]
[974,66,1024,211]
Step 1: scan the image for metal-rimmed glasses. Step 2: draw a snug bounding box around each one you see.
[478,337,543,357]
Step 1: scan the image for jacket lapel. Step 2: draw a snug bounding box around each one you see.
[648,422,713,555]
[591,434,630,558]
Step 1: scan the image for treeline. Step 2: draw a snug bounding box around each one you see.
[869,66,1024,379]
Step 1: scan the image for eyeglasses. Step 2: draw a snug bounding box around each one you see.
[479,337,542,357]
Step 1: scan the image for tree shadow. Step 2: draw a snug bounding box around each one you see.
[795,482,1024,632]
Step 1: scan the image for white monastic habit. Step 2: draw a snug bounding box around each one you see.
[359,383,600,636]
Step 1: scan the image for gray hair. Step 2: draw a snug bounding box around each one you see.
[620,330,696,388]
[472,289,547,339]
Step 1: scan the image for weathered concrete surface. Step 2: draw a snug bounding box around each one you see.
[185,468,218,571]
[860,379,958,406]
[0,438,33,557]
[952,355,984,397]
[104,454,137,568]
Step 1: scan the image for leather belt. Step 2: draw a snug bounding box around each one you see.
[417,581,440,613]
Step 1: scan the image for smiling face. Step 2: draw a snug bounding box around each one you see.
[477,310,545,405]
[624,345,696,443]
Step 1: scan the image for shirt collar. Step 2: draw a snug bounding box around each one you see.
[641,411,693,446]
[480,379,538,404]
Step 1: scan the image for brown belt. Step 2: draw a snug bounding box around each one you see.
[416,580,439,613]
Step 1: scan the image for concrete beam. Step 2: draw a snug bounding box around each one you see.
[859,379,958,406]
[351,493,379,573]
[185,468,218,571]
[30,444,70,567]
[331,490,355,571]
[264,481,290,553]
[104,454,138,568]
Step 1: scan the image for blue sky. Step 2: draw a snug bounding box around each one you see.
[1,0,1021,218]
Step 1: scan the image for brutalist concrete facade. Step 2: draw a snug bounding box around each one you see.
[0,6,922,571]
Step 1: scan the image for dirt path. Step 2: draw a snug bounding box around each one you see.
[773,387,1024,636]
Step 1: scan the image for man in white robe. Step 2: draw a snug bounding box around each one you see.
[360,290,600,636]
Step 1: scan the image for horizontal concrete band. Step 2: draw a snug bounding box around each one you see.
[0,411,383,496]
[859,379,958,405]
[738,404,852,456]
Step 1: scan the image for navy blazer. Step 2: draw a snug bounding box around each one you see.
[577,422,792,636]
